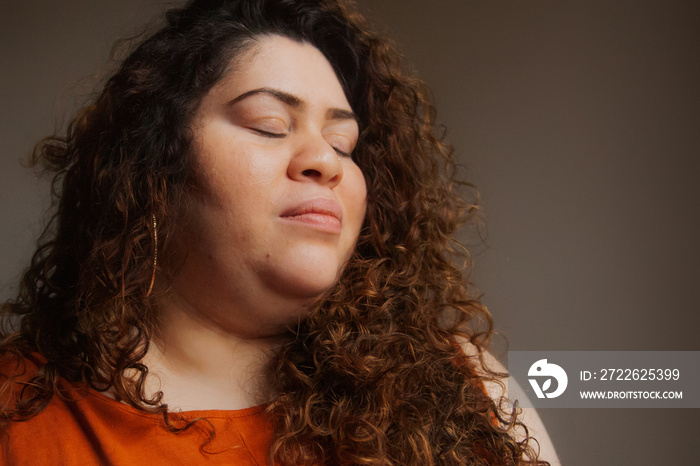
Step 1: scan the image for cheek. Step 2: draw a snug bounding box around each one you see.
[197,144,281,209]
[345,165,368,228]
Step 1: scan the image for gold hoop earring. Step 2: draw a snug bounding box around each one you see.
[146,214,158,297]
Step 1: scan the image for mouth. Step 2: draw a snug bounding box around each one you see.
[279,198,342,233]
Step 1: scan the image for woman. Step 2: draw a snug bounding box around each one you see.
[1,0,555,464]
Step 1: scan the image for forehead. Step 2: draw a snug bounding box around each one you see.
[210,34,352,112]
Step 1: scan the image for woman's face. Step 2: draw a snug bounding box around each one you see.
[170,35,366,337]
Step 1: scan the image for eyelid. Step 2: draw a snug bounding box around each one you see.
[247,117,289,137]
[324,133,356,158]
[253,128,287,138]
[333,147,351,157]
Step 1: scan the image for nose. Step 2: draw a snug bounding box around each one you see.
[287,133,343,189]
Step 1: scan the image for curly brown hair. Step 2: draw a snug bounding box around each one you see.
[1,0,547,464]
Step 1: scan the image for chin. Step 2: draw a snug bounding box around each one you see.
[262,246,348,299]
[276,275,339,301]
[263,264,342,302]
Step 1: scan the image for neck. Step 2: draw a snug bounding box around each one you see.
[141,292,291,412]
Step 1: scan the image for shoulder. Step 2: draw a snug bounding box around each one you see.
[0,352,272,465]
[0,352,94,464]
[0,352,137,464]
[459,341,562,466]
[0,350,45,407]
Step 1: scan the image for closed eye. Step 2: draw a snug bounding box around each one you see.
[325,133,354,158]
[333,147,351,157]
[251,128,287,138]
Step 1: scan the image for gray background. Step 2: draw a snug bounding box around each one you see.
[1,1,698,464]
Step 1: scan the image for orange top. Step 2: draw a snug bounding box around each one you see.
[1,350,496,465]
[0,355,274,466]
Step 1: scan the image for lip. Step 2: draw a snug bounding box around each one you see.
[279,197,343,233]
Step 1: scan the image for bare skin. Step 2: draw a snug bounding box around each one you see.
[461,341,562,465]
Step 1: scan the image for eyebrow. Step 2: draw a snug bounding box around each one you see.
[326,107,357,122]
[229,87,357,122]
